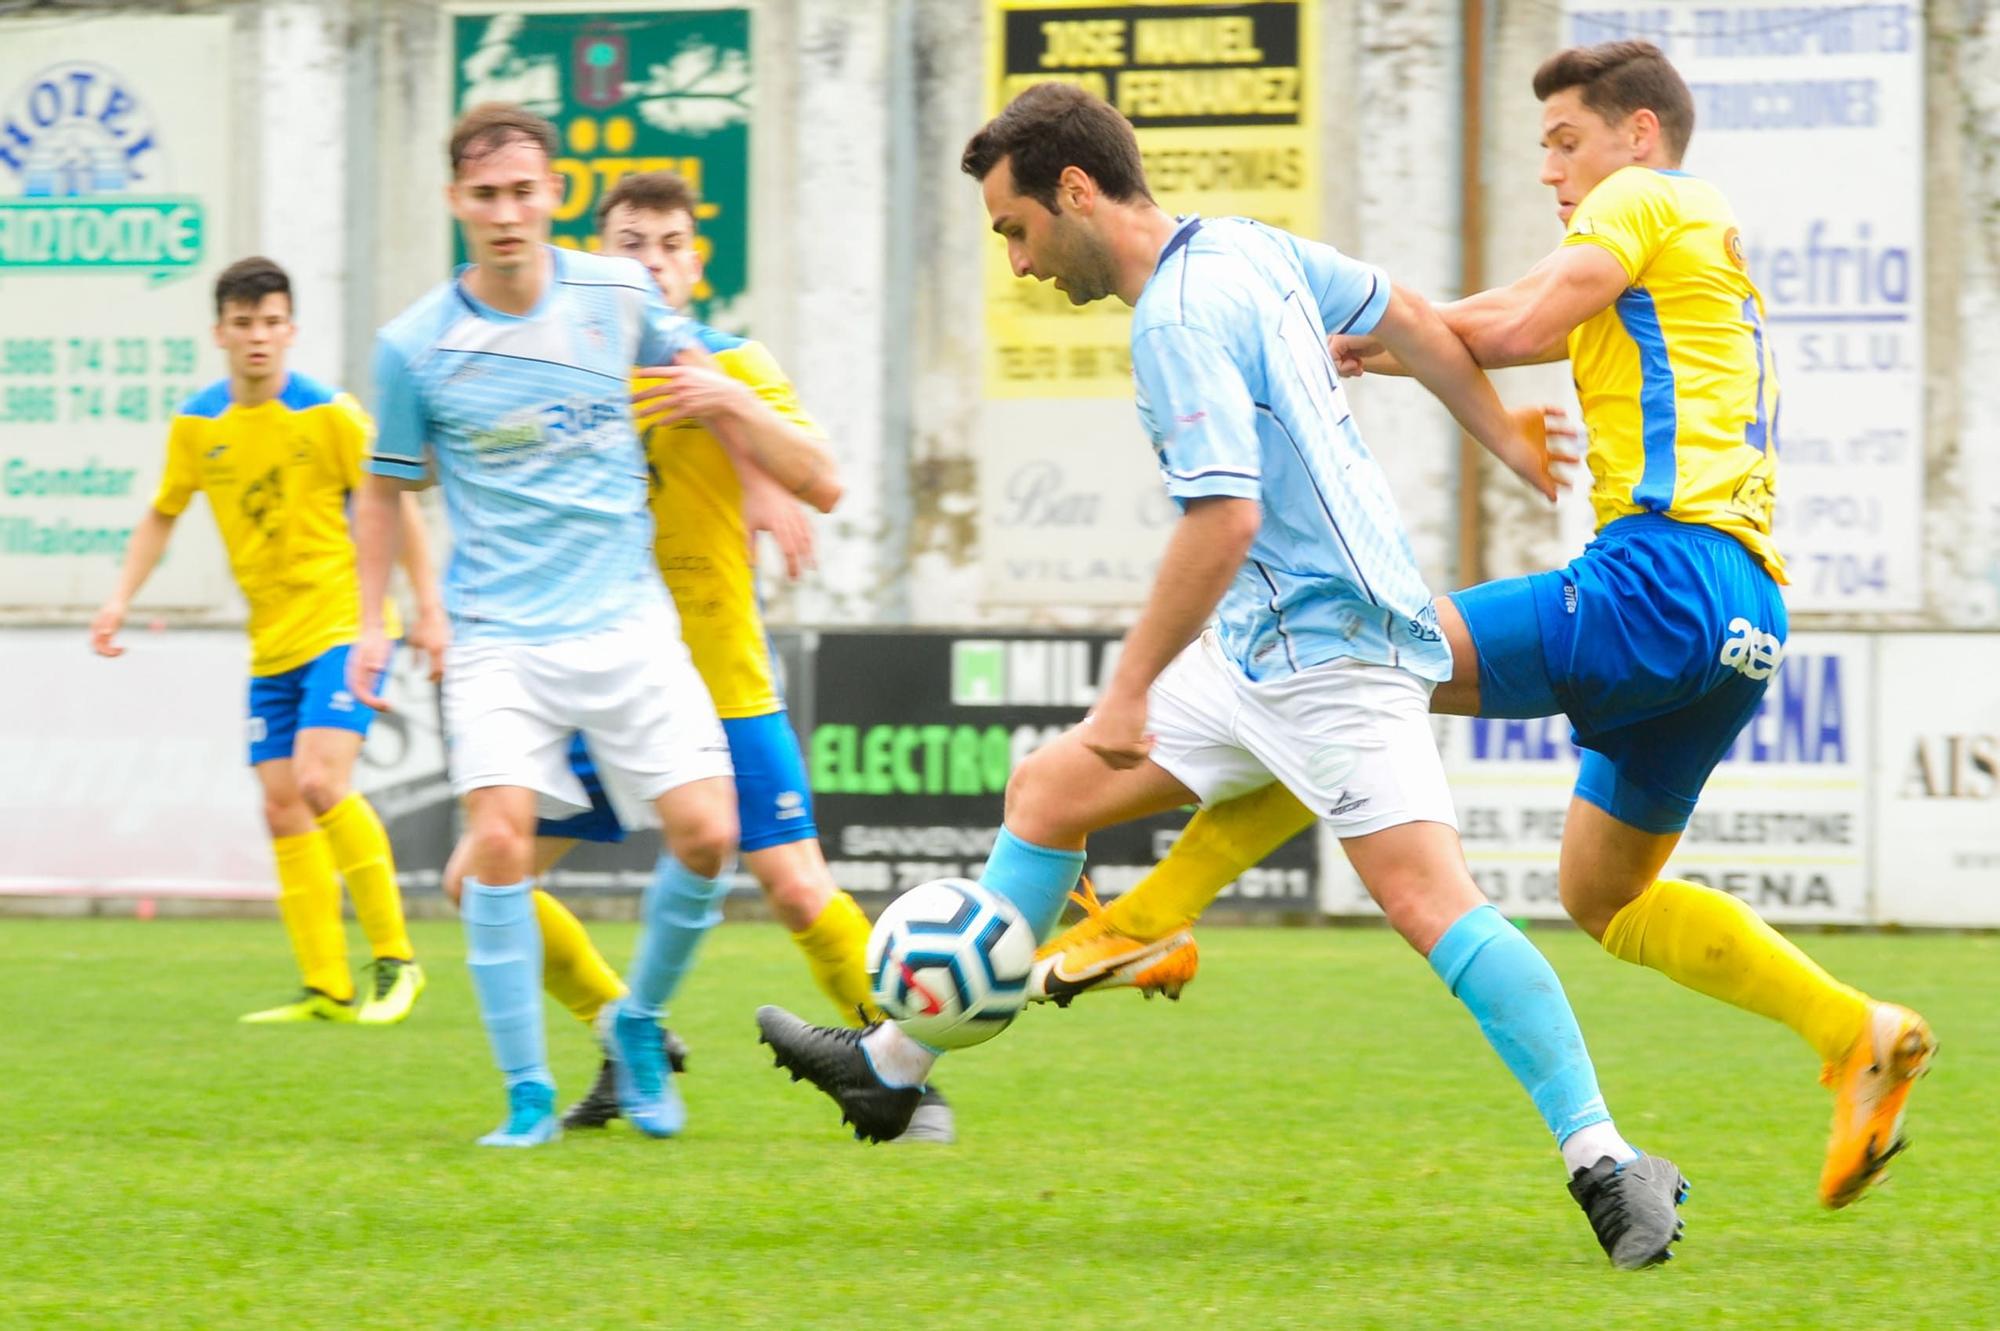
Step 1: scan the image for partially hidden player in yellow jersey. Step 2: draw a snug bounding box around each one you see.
[1048,41,1931,1212]
[91,256,446,1026]
[437,173,956,1139]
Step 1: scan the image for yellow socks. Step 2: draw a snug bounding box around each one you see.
[533,889,626,1023]
[272,831,351,1001]
[316,793,412,962]
[1602,878,1872,1065]
[792,890,883,1024]
[1103,782,1319,940]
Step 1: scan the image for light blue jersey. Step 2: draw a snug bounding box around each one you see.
[1132,216,1449,684]
[369,246,696,643]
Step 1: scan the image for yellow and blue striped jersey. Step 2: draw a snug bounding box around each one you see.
[644,329,826,718]
[153,372,399,676]
[1562,166,1786,583]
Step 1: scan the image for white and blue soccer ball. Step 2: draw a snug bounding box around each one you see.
[866,877,1036,1050]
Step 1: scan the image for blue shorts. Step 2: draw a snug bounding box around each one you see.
[246,642,391,766]
[537,710,817,852]
[1448,514,1789,834]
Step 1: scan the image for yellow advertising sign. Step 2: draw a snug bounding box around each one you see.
[983,1,1317,398]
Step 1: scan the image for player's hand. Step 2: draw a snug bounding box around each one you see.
[631,361,753,433]
[348,627,395,712]
[1083,690,1155,771]
[1505,403,1581,503]
[741,471,815,580]
[1328,334,1382,378]
[406,602,450,683]
[89,600,127,658]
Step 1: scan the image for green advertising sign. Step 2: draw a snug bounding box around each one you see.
[451,9,751,325]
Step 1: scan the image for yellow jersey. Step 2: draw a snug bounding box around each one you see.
[153,373,400,677]
[1562,165,1786,582]
[644,331,825,719]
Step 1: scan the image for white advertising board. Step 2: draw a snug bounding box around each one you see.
[0,15,236,614]
[1564,2,1925,611]
[0,630,444,897]
[1871,635,2000,926]
[1328,633,1873,924]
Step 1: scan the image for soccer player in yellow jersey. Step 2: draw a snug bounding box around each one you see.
[1042,40,1933,1209]
[437,171,954,1141]
[91,257,444,1026]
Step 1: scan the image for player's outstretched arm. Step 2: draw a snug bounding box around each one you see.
[1437,244,1627,368]
[393,493,449,681]
[349,474,410,710]
[1372,282,1565,502]
[633,349,843,512]
[90,506,178,657]
[1088,496,1260,770]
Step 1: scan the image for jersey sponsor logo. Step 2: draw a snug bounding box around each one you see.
[468,395,627,462]
[0,62,207,276]
[1719,616,1784,680]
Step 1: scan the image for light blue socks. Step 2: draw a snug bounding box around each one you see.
[623,854,728,1018]
[1428,904,1611,1143]
[463,878,549,1089]
[979,826,1088,941]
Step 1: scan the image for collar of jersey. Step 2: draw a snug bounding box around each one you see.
[452,244,561,322]
[1155,214,1203,273]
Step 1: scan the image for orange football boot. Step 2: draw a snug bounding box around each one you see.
[1819,1001,1937,1208]
[1029,880,1199,1006]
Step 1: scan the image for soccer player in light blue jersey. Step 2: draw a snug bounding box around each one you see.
[348,103,835,1147]
[758,83,1685,1268]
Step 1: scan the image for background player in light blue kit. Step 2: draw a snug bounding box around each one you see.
[759,82,1686,1269]
[347,103,822,1147]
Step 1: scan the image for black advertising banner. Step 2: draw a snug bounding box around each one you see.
[807,630,1317,909]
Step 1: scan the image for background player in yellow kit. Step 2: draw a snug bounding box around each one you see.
[1041,40,1933,1211]
[91,256,444,1025]
[439,172,955,1142]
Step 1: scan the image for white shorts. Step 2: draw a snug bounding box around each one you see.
[1146,630,1458,838]
[442,600,733,827]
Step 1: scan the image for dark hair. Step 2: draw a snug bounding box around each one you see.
[960,82,1153,211]
[1532,40,1694,161]
[595,170,700,232]
[213,256,291,317]
[449,102,559,175]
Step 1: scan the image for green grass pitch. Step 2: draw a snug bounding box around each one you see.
[3,920,1994,1329]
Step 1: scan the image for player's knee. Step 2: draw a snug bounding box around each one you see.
[261,792,312,838]
[293,766,349,817]
[1370,862,1484,956]
[760,864,831,928]
[1001,746,1079,844]
[671,810,739,879]
[466,821,534,885]
[1559,875,1620,941]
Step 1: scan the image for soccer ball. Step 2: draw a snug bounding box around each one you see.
[866,877,1036,1050]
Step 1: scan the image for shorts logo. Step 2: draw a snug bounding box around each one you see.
[246,716,267,743]
[774,789,806,821]
[329,690,355,712]
[1327,789,1370,818]
[1719,616,1784,681]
